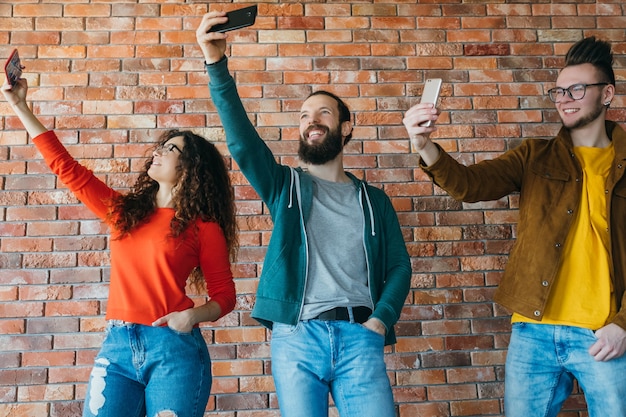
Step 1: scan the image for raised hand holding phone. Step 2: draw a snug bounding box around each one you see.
[1,76,48,139]
[403,79,443,164]
[4,49,24,87]
[208,5,257,33]
[419,78,442,127]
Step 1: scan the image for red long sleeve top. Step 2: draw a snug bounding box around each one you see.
[33,131,236,325]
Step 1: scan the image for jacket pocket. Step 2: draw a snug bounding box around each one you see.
[613,183,626,198]
[525,162,571,206]
[529,162,570,182]
[518,162,573,230]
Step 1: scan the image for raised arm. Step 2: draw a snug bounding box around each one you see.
[2,78,118,219]
[2,79,47,138]
[196,12,292,207]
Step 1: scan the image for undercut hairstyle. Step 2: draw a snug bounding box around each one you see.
[564,36,615,86]
[307,90,353,144]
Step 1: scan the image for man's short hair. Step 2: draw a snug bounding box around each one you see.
[564,36,615,86]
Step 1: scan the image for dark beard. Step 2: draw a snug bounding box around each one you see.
[562,100,605,130]
[298,124,344,165]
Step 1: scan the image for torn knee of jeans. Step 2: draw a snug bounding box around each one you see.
[154,411,178,417]
[88,357,110,415]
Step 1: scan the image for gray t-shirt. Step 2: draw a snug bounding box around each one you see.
[300,176,373,320]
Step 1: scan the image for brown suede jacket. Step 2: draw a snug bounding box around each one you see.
[421,121,626,330]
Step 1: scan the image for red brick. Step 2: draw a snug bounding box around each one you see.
[240,375,275,393]
[48,366,91,384]
[19,286,72,302]
[22,351,76,367]
[0,302,45,319]
[0,368,46,388]
[0,404,49,416]
[215,393,270,412]
[428,383,477,401]
[450,399,501,415]
[446,367,496,384]
[44,300,99,318]
[393,386,428,403]
[17,383,75,402]
[0,386,17,404]
[399,402,450,417]
[0,351,20,370]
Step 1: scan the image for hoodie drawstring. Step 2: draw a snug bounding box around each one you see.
[361,185,376,237]
[288,167,296,209]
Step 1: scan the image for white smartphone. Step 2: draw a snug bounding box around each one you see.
[419,78,442,127]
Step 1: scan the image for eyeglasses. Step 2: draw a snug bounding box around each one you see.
[547,83,609,103]
[154,143,182,156]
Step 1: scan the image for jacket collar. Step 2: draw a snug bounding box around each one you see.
[555,121,626,161]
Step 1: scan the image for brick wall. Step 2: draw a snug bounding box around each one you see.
[1,1,625,416]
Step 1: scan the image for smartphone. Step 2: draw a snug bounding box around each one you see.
[419,78,442,127]
[4,49,24,87]
[208,5,258,33]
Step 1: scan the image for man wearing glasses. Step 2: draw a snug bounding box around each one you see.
[403,36,626,417]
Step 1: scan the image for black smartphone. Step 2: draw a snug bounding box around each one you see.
[4,49,24,87]
[208,5,258,33]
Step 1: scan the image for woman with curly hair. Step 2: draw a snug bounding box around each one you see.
[2,78,238,417]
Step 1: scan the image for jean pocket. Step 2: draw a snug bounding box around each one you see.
[271,322,300,338]
[166,326,194,336]
[357,323,386,340]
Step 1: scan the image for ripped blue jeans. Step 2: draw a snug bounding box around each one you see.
[83,321,212,417]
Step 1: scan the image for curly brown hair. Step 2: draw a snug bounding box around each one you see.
[106,129,238,290]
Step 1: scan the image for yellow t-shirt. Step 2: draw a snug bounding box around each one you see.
[513,143,616,330]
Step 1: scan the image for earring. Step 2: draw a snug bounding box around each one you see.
[604,101,611,106]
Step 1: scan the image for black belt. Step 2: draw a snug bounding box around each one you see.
[314,306,372,324]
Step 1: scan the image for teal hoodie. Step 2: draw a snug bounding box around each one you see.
[207,57,412,345]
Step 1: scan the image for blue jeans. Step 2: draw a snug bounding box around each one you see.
[270,320,395,417]
[83,322,212,417]
[505,322,626,417]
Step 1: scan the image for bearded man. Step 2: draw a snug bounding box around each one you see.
[196,11,412,417]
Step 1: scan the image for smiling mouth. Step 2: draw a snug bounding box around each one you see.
[305,125,328,140]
